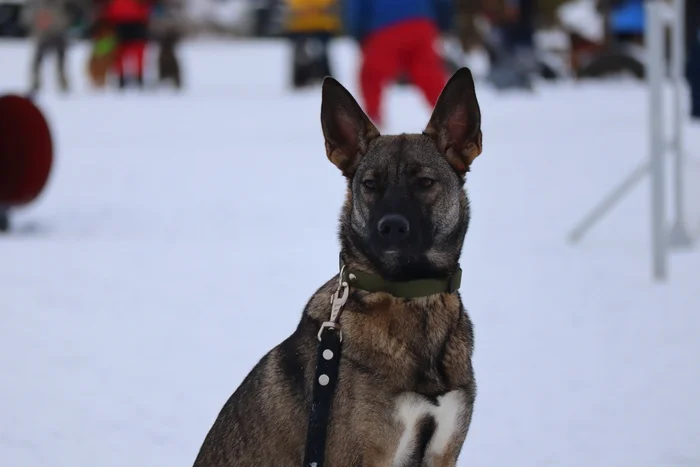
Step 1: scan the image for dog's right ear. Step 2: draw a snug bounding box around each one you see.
[321,77,379,177]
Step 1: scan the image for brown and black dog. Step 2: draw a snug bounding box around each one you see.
[86,22,117,89]
[193,67,484,467]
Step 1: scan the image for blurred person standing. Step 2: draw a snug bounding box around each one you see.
[283,0,341,89]
[481,0,538,90]
[453,0,483,53]
[102,0,153,89]
[343,0,453,128]
[150,0,186,89]
[22,0,82,94]
[687,0,700,119]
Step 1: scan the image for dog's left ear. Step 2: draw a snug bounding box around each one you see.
[424,68,482,175]
[321,77,380,177]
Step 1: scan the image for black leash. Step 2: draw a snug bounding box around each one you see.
[302,270,349,467]
[302,326,342,467]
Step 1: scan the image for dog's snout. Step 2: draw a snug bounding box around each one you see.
[377,214,410,242]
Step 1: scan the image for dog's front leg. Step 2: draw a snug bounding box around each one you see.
[422,389,474,467]
[423,440,463,467]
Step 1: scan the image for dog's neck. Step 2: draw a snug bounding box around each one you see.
[338,252,462,299]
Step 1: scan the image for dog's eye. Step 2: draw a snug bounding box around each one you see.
[418,177,435,188]
[362,179,377,190]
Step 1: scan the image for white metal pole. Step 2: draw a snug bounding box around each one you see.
[567,162,651,244]
[646,0,668,280]
[668,0,694,247]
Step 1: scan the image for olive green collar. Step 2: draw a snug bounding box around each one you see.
[339,257,462,299]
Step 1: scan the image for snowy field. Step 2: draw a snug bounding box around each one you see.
[1,38,699,467]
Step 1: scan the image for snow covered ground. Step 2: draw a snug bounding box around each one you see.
[1,39,699,467]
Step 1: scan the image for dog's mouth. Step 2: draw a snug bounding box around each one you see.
[371,241,422,259]
[368,232,431,273]
[364,246,437,279]
[369,229,425,258]
[384,256,445,281]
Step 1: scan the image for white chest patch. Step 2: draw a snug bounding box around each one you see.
[391,390,466,466]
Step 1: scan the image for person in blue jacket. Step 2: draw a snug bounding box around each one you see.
[343,0,453,127]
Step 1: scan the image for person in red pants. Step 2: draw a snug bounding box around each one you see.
[102,0,153,89]
[343,0,453,127]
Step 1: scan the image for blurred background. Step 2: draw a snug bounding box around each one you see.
[1,0,699,466]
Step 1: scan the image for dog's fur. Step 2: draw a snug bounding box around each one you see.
[193,67,483,467]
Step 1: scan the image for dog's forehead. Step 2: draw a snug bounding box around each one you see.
[363,134,441,170]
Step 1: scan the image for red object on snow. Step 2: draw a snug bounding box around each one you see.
[0,95,54,207]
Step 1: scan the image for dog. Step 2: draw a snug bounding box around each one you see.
[192,67,483,467]
[86,25,117,89]
[87,51,116,89]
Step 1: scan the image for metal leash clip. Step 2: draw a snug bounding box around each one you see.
[318,266,349,342]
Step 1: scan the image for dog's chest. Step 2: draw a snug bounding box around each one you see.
[389,390,466,466]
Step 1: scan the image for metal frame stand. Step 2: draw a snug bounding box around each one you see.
[666,0,694,249]
[567,0,694,281]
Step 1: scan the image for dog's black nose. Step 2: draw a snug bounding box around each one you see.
[377,214,410,242]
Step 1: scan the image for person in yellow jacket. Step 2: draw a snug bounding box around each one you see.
[283,0,341,88]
